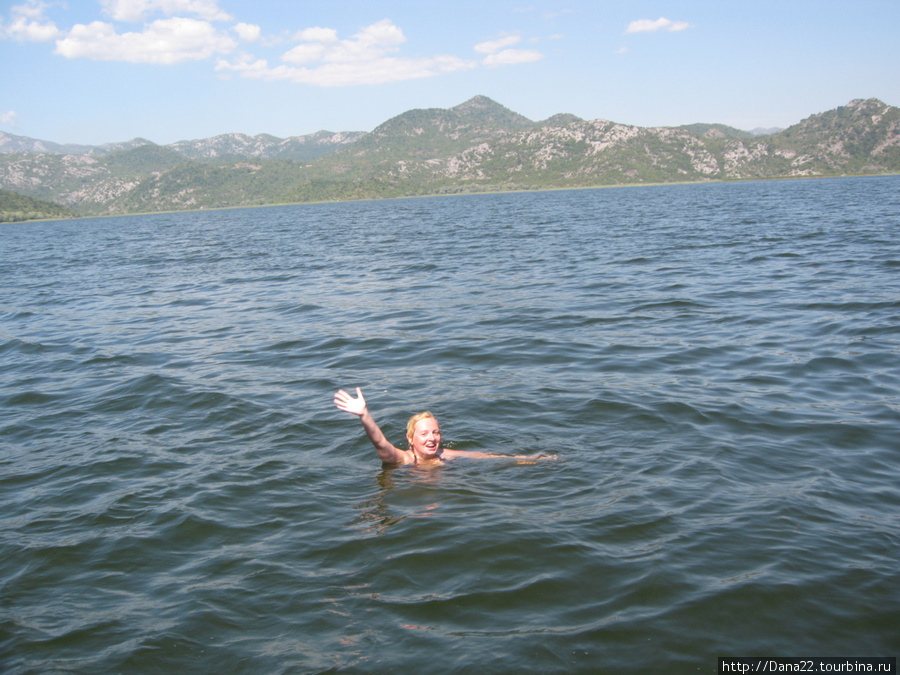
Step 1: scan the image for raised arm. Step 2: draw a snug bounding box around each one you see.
[334,388,409,464]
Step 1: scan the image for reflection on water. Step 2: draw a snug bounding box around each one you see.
[352,466,447,536]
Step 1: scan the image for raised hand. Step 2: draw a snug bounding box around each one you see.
[334,387,368,417]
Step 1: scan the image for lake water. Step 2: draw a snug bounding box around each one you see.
[2,177,899,673]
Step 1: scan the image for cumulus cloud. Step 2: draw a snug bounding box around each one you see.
[7,4,538,87]
[474,35,521,54]
[625,17,692,34]
[100,0,232,23]
[281,42,328,64]
[283,20,404,66]
[55,17,236,64]
[483,48,543,67]
[216,19,476,86]
[1,110,17,126]
[233,22,261,42]
[295,26,338,43]
[2,0,61,41]
[474,33,543,67]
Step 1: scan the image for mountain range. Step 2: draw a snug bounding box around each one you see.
[0,129,366,162]
[1,95,897,220]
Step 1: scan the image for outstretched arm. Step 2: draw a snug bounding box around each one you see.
[334,388,409,464]
[442,449,558,461]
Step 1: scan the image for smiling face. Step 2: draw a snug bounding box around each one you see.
[408,415,442,460]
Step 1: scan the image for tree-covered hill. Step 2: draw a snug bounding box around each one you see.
[0,188,76,223]
[0,96,897,217]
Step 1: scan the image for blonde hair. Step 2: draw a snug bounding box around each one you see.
[406,411,437,442]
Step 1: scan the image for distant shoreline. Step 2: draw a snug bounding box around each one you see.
[7,171,895,224]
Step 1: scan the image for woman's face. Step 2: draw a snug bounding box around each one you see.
[408,417,441,459]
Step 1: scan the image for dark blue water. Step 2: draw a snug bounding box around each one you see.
[2,177,899,673]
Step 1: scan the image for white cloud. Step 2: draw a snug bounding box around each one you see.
[295,26,338,43]
[1,110,17,126]
[282,42,328,65]
[280,19,405,68]
[474,33,544,67]
[55,17,237,64]
[474,35,520,54]
[483,48,543,67]
[217,53,475,87]
[3,0,61,41]
[625,17,692,34]
[234,22,261,43]
[217,19,476,86]
[100,0,232,23]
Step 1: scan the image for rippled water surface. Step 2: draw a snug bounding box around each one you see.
[2,177,899,673]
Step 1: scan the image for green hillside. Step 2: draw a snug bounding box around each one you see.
[0,188,76,223]
[0,97,897,217]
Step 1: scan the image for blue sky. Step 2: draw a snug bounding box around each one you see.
[2,0,898,145]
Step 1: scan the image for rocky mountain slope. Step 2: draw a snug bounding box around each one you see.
[315,96,897,192]
[0,96,896,217]
[0,128,365,162]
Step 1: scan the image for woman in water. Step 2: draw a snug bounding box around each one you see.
[334,387,554,465]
